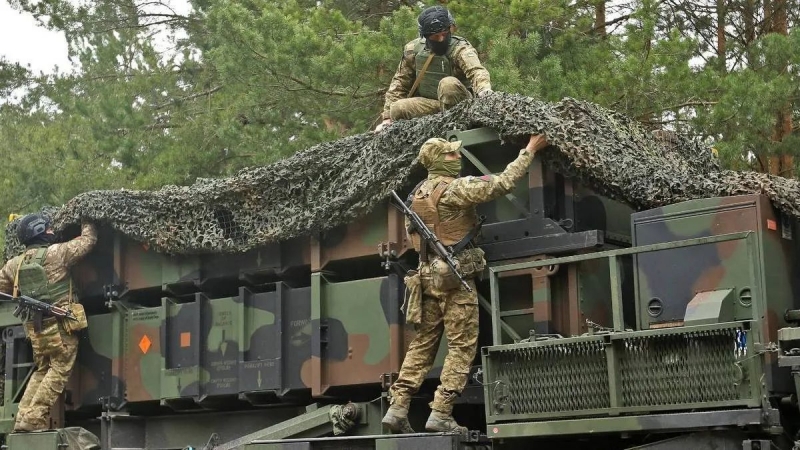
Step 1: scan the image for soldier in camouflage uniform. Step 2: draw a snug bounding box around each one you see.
[0,215,97,432]
[382,134,549,434]
[374,6,492,132]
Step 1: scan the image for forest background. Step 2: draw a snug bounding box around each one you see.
[1,0,799,220]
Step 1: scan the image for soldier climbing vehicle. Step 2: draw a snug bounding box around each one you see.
[2,125,800,450]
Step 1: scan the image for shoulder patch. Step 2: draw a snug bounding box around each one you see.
[478,175,492,182]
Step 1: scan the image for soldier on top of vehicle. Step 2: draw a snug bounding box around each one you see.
[374,5,492,132]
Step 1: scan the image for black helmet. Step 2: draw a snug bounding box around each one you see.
[17,214,49,246]
[418,6,453,37]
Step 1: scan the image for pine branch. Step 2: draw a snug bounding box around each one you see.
[247,46,385,99]
[640,100,719,118]
[590,13,632,33]
[152,86,224,110]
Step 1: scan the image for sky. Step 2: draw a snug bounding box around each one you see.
[0,1,73,74]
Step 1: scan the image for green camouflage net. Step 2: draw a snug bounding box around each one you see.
[5,92,799,258]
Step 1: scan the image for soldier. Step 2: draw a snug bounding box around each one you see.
[374,5,492,132]
[0,215,97,432]
[382,134,549,433]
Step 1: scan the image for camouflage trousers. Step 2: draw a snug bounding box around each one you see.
[389,77,472,121]
[15,318,79,430]
[389,277,478,415]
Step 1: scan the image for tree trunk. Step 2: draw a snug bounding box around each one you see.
[716,0,726,72]
[743,0,756,66]
[764,0,773,34]
[595,0,606,37]
[769,0,794,177]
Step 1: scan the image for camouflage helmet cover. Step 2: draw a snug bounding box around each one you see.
[418,138,462,169]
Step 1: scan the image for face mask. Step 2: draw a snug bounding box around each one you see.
[426,34,451,56]
[429,157,461,177]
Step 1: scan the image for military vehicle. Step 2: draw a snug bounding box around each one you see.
[2,126,800,450]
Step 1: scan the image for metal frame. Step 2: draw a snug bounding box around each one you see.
[485,408,777,439]
[1,326,32,433]
[97,407,309,450]
[251,432,463,445]
[487,231,756,345]
[481,231,770,437]
[448,128,605,262]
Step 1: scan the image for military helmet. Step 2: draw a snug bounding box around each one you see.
[418,137,463,169]
[17,214,49,246]
[418,6,453,37]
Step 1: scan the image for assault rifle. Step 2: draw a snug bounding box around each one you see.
[0,291,77,332]
[389,190,472,292]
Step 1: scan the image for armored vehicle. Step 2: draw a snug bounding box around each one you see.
[3,127,800,450]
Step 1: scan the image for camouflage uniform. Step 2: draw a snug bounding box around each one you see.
[382,37,491,121]
[386,138,534,427]
[0,221,97,432]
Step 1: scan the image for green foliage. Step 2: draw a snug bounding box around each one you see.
[2,0,800,229]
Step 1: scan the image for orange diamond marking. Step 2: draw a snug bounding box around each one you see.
[139,335,152,354]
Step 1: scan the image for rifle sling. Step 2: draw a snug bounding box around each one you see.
[419,217,483,262]
[406,179,427,206]
[451,216,487,255]
[12,255,22,298]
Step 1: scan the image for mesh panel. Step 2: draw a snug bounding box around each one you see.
[619,328,745,407]
[493,339,609,414]
[488,327,748,418]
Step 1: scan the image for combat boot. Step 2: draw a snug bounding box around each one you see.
[425,411,467,435]
[381,404,415,434]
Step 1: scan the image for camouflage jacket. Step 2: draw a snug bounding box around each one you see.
[382,36,492,119]
[407,149,534,231]
[0,222,98,307]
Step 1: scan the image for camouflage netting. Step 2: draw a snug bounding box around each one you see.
[6,92,800,258]
[58,427,101,450]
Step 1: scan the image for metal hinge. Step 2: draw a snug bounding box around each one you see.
[378,241,399,270]
[754,342,779,354]
[380,372,398,390]
[103,282,128,308]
